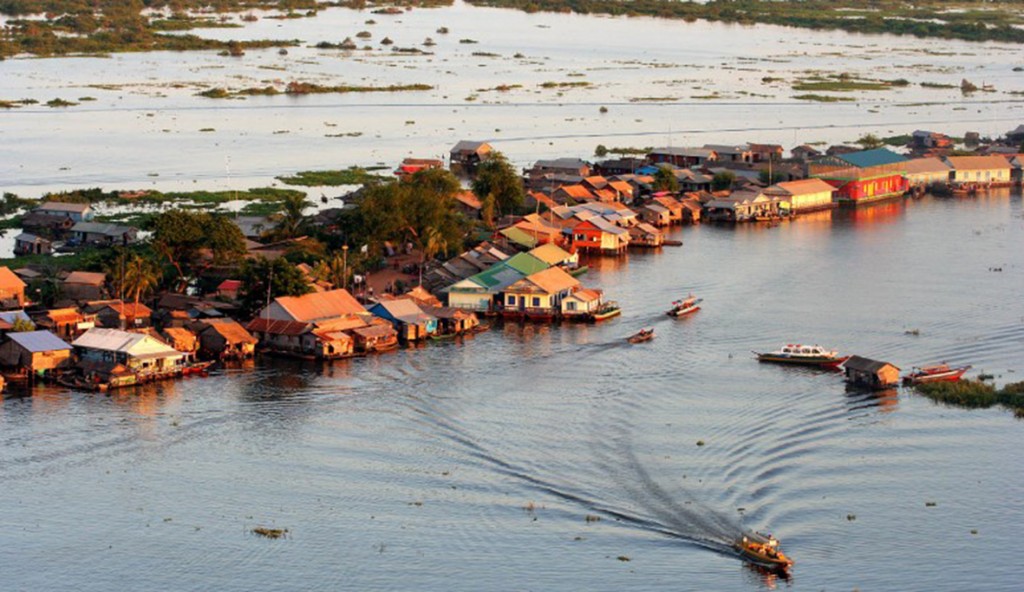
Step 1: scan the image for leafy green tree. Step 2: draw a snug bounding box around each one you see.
[151,209,245,290]
[653,165,680,193]
[712,171,736,191]
[312,252,348,290]
[238,257,313,318]
[472,151,525,219]
[11,318,35,332]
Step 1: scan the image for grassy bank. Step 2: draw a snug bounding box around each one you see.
[915,380,1024,417]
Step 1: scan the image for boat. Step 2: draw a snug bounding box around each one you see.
[666,295,702,317]
[627,328,655,344]
[754,344,848,367]
[590,301,622,322]
[735,532,793,571]
[902,363,971,385]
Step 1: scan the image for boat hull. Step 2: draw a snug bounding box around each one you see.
[756,353,848,367]
[667,305,700,317]
[903,366,970,385]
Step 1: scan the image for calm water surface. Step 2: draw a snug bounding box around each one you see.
[2,192,1022,591]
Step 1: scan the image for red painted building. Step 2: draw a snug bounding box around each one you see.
[808,148,908,205]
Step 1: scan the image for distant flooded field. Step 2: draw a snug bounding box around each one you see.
[2,192,1023,591]
[3,2,1024,197]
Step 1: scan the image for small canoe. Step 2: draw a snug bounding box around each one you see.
[627,329,654,344]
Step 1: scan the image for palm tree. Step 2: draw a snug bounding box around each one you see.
[419,226,449,286]
[123,254,161,325]
[276,193,313,238]
[312,253,347,289]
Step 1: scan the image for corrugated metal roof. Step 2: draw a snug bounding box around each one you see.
[903,157,952,175]
[0,310,30,324]
[38,201,90,213]
[512,266,580,294]
[945,155,1012,171]
[275,289,366,322]
[72,327,179,356]
[64,271,106,285]
[504,253,550,276]
[528,243,573,266]
[71,222,134,236]
[498,226,538,249]
[837,148,908,168]
[8,330,71,352]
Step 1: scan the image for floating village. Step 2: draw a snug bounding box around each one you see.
[1,126,1022,397]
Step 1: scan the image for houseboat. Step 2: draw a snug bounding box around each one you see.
[842,355,901,390]
[754,344,847,367]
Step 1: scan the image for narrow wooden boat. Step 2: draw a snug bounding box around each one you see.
[590,301,622,321]
[627,328,654,344]
[735,532,793,571]
[754,344,847,367]
[666,295,702,318]
[903,363,971,385]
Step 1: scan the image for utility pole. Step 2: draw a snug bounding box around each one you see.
[342,244,349,292]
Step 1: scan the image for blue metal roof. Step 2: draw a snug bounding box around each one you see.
[0,311,30,324]
[838,148,907,168]
[8,330,72,352]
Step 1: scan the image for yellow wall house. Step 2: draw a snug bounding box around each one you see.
[503,267,581,318]
[945,155,1012,186]
[763,178,836,213]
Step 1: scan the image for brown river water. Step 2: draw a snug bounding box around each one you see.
[2,192,1022,590]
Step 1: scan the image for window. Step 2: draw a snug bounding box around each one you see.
[508,295,517,306]
[567,302,576,311]
[532,297,541,307]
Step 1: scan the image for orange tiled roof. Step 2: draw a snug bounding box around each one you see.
[275,289,366,322]
[0,266,26,290]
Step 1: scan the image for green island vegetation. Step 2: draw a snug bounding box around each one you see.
[0,98,38,108]
[914,380,1024,418]
[539,81,591,89]
[793,94,855,102]
[0,0,325,58]
[462,0,1024,44]
[276,167,390,186]
[594,145,651,156]
[197,82,433,98]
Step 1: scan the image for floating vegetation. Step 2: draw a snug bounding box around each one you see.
[792,80,892,92]
[914,380,1024,416]
[46,98,77,107]
[617,556,631,562]
[459,38,478,44]
[197,82,432,99]
[275,167,388,187]
[585,514,601,522]
[0,99,38,109]
[476,84,522,92]
[793,94,854,102]
[252,526,288,539]
[921,82,957,89]
[630,96,677,102]
[539,81,591,89]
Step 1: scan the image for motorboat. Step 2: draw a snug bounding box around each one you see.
[627,328,655,344]
[735,532,793,570]
[754,344,848,367]
[666,295,702,318]
[903,363,971,385]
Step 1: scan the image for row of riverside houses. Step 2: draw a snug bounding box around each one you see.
[0,263,482,390]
